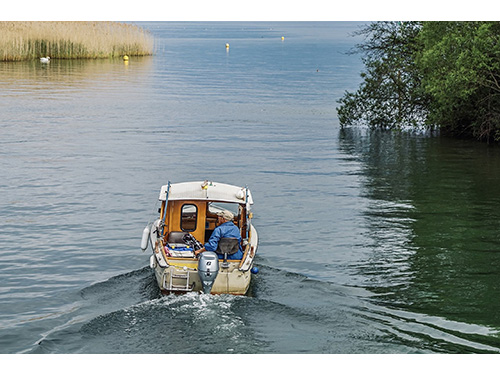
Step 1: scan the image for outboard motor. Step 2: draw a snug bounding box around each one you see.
[197,252,219,294]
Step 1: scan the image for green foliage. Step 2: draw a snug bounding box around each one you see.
[337,21,500,142]
[417,22,500,141]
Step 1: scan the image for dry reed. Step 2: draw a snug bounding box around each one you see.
[0,21,154,61]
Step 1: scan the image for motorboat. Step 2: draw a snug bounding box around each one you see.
[141,181,258,295]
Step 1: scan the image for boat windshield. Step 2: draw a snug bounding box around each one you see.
[208,202,239,217]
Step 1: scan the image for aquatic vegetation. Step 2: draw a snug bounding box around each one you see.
[0,21,153,61]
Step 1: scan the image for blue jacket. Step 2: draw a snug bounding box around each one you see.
[204,221,243,260]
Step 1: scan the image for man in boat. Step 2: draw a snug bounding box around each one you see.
[194,210,243,259]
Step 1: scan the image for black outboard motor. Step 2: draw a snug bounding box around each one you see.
[197,252,219,294]
[183,233,203,251]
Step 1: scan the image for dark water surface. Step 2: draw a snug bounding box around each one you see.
[2,22,500,356]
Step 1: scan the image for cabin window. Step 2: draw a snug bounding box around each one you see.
[180,204,197,232]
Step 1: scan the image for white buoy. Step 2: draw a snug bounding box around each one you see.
[141,225,150,251]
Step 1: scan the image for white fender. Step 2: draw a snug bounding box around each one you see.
[150,255,156,269]
[141,225,150,251]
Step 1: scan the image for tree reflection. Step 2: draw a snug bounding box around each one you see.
[339,127,500,333]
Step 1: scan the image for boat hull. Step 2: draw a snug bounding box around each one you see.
[150,224,258,295]
[152,258,252,295]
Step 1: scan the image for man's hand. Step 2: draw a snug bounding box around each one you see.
[194,248,205,257]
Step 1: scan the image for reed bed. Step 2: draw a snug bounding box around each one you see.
[0,21,154,61]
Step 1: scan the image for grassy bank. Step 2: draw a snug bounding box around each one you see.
[0,21,153,61]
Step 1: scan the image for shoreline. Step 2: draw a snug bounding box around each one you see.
[0,21,154,62]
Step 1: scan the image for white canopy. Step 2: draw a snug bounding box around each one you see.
[159,181,253,205]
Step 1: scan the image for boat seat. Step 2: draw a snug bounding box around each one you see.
[167,231,187,243]
[216,237,239,255]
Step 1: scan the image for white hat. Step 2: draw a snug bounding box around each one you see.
[218,210,234,221]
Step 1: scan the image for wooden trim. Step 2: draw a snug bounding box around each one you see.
[238,243,251,268]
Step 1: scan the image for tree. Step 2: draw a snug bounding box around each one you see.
[338,21,500,142]
[417,21,500,141]
[337,22,429,130]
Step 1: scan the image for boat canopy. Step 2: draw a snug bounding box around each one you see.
[159,181,253,205]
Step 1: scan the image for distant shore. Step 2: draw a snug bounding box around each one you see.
[0,21,153,61]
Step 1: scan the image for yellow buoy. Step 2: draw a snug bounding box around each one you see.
[225,43,229,49]
[281,36,285,41]
[123,55,129,61]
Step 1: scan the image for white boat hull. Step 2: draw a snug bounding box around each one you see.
[151,225,258,295]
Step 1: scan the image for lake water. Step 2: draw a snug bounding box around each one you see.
[2,22,500,357]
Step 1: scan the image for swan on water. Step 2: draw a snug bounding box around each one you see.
[40,57,50,63]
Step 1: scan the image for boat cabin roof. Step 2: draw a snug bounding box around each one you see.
[159,181,253,205]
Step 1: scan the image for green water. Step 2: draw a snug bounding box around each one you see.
[340,128,500,351]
